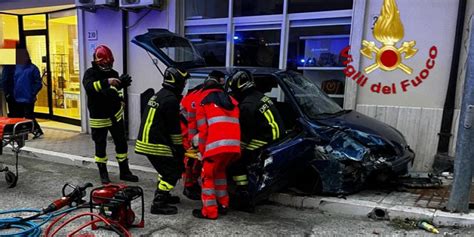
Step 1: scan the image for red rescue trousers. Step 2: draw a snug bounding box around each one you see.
[200,153,239,219]
[183,157,202,187]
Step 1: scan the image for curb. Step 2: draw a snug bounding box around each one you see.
[4,145,156,174]
[5,146,474,227]
[268,193,474,227]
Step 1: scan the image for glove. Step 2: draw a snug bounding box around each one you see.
[185,148,202,160]
[118,74,132,89]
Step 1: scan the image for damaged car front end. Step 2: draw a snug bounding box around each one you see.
[281,71,415,195]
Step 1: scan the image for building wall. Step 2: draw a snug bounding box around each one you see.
[126,9,171,140]
[79,3,175,139]
[354,0,469,172]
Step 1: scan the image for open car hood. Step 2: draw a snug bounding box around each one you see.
[131,28,205,70]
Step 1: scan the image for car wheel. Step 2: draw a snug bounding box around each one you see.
[289,164,322,195]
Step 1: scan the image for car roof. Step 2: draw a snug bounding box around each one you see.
[187,67,285,77]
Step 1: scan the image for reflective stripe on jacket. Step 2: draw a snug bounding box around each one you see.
[82,65,124,128]
[239,89,285,151]
[135,88,184,158]
[180,87,202,149]
[196,88,241,159]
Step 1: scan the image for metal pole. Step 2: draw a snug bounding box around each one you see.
[446,20,474,213]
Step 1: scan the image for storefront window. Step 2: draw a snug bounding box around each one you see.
[287,25,351,106]
[187,34,226,66]
[1,14,19,115]
[48,10,80,120]
[0,14,19,47]
[23,14,46,30]
[185,0,229,20]
[233,0,283,17]
[234,30,281,68]
[289,0,353,14]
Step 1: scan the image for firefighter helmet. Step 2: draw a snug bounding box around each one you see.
[163,67,189,93]
[93,45,114,71]
[227,69,255,95]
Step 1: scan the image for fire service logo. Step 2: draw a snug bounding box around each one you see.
[341,0,438,94]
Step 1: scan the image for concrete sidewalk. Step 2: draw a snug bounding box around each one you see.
[5,127,474,228]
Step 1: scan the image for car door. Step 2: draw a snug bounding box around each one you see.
[132,28,206,70]
[249,74,318,202]
[250,129,315,202]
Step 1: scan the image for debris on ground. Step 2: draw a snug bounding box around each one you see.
[388,218,418,231]
[441,172,454,180]
[389,218,439,234]
[417,221,439,234]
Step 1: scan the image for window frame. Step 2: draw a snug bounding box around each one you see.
[180,0,366,110]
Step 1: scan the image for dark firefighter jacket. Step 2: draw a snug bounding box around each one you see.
[82,65,124,128]
[135,87,184,158]
[239,88,285,151]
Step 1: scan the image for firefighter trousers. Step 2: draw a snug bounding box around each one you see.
[147,155,184,192]
[200,153,239,219]
[91,120,128,163]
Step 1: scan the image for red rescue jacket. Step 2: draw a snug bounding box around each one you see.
[196,87,240,159]
[180,87,202,149]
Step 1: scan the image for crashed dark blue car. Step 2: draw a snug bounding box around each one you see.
[132,29,415,203]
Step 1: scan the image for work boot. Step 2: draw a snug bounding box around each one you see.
[97,163,111,184]
[192,209,217,220]
[154,189,180,204]
[151,190,178,215]
[183,184,201,200]
[118,159,139,182]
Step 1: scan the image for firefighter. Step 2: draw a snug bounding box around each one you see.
[135,67,188,215]
[193,70,241,220]
[227,69,285,211]
[180,83,204,200]
[83,45,138,184]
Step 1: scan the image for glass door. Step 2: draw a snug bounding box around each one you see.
[20,11,80,125]
[48,10,80,121]
[25,34,50,116]
[23,14,52,117]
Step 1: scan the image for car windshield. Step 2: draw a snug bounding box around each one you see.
[281,71,343,119]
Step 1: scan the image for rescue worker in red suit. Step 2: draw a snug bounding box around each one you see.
[135,67,188,215]
[193,70,241,220]
[227,69,285,212]
[180,83,204,200]
[83,45,138,184]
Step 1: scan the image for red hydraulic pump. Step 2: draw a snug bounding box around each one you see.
[90,184,145,229]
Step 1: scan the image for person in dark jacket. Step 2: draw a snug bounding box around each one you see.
[135,67,188,215]
[227,69,285,212]
[1,65,15,116]
[83,45,137,184]
[2,47,43,138]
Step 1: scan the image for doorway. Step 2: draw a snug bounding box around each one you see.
[19,10,80,125]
